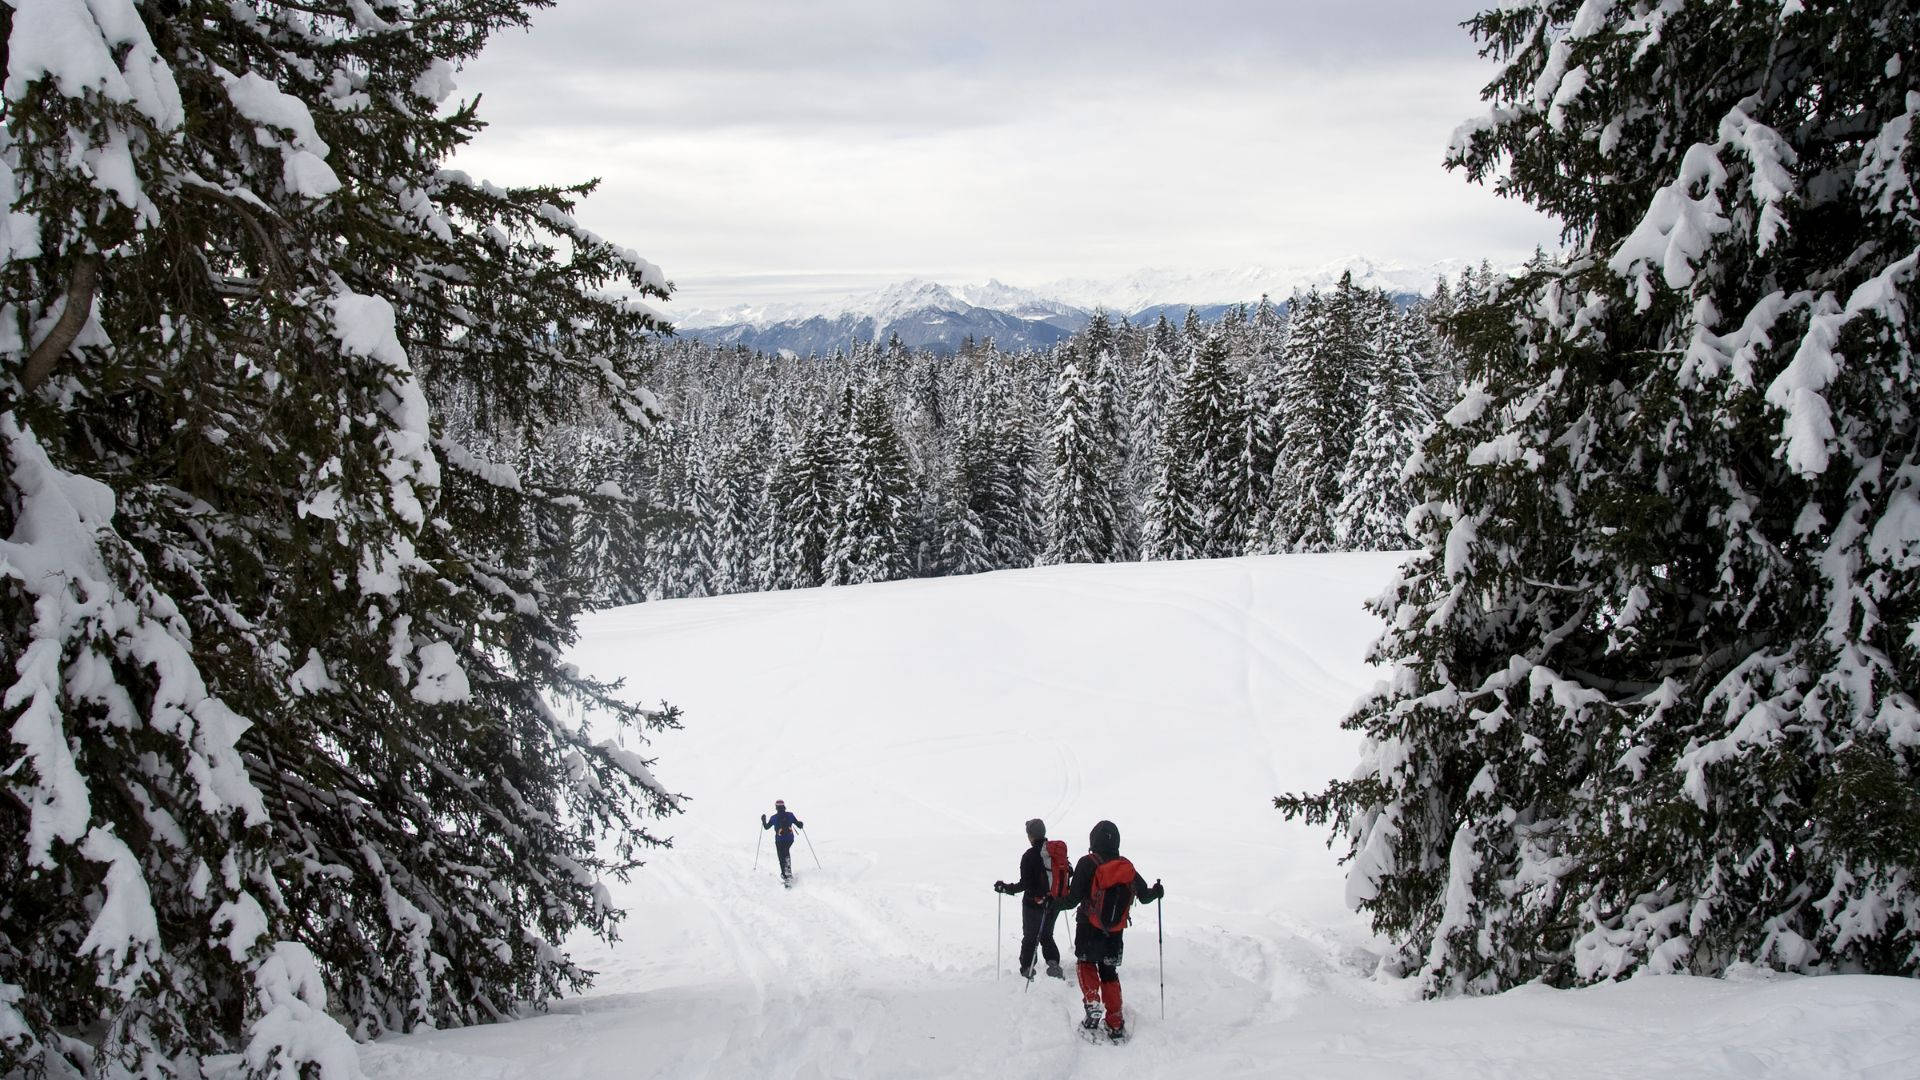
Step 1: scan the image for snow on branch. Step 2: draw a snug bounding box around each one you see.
[4,0,182,128]
[593,740,669,798]
[244,943,362,1080]
[1608,143,1731,308]
[1764,249,1919,476]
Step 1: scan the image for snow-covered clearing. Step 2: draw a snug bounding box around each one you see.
[362,554,1920,1079]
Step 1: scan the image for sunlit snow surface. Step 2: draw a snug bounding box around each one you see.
[362,554,1920,1079]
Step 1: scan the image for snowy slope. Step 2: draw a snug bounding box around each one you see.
[361,555,1920,1080]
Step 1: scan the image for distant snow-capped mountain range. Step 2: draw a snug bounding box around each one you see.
[670,256,1475,355]
[675,257,1467,329]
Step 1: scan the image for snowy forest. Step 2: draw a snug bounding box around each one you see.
[3,0,1917,1077]
[517,268,1501,603]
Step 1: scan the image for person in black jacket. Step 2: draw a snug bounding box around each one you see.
[992,818,1065,980]
[1054,819,1162,1040]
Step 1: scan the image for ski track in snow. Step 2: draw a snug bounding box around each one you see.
[363,554,1920,1079]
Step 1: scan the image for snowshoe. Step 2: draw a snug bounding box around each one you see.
[1045,963,1065,979]
[1077,1020,1110,1044]
[1107,1025,1129,1044]
[1019,963,1036,981]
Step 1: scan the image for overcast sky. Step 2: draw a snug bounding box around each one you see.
[450,0,1560,311]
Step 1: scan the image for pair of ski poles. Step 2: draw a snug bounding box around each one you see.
[996,893,1166,1019]
[752,825,822,871]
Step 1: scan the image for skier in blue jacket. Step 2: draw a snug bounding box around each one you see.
[761,799,805,885]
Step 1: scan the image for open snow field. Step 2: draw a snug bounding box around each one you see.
[362,554,1920,1079]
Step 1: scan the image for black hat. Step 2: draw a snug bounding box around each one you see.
[1090,820,1120,856]
[1025,818,1046,842]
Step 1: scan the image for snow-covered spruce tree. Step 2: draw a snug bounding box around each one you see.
[826,384,914,585]
[749,414,799,590]
[1043,360,1120,564]
[898,357,949,578]
[526,421,652,607]
[1143,437,1204,561]
[1280,0,1920,992]
[1265,276,1374,552]
[1084,313,1127,456]
[1086,324,1135,558]
[1234,367,1281,553]
[1,1,682,1074]
[1238,290,1289,525]
[649,436,716,600]
[1126,315,1178,553]
[768,409,840,589]
[985,377,1046,570]
[1149,330,1246,559]
[940,385,1029,576]
[713,415,774,594]
[909,348,948,435]
[1417,271,1476,410]
[1333,310,1434,550]
[937,426,995,576]
[1251,293,1284,358]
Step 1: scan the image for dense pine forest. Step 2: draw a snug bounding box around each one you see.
[510,266,1504,603]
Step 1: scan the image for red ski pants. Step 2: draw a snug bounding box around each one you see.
[1077,963,1123,1030]
[1073,918,1126,1030]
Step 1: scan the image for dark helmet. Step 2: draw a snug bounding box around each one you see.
[1025,818,1046,843]
[1089,820,1120,856]
[775,799,786,810]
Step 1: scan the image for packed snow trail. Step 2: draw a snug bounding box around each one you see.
[360,554,1920,1079]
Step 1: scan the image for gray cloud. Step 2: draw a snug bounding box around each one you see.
[483,1,1490,76]
[450,0,1553,309]
[466,0,1493,132]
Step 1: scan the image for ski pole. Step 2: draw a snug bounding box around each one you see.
[996,893,1003,980]
[754,828,763,871]
[1157,893,1166,1019]
[802,827,822,869]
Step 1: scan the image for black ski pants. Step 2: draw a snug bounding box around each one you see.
[776,837,794,879]
[1073,916,1124,973]
[1019,901,1061,970]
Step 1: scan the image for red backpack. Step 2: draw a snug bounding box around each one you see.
[1086,854,1136,932]
[1042,840,1070,900]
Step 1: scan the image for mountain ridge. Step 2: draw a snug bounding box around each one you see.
[673,255,1469,330]
[667,256,1475,356]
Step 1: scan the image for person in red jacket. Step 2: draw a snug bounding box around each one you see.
[992,818,1066,980]
[1053,819,1162,1041]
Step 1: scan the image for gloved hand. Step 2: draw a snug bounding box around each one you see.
[993,881,1013,895]
[760,815,767,826]
[1149,879,1165,901]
